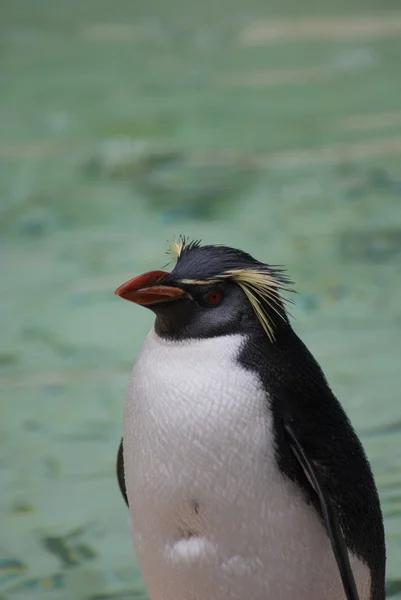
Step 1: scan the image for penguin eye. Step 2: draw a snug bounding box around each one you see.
[204,290,224,306]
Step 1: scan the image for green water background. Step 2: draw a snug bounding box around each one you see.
[1,0,401,597]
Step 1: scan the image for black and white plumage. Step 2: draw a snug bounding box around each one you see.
[115,238,385,600]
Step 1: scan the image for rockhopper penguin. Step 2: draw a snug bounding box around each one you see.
[115,238,385,600]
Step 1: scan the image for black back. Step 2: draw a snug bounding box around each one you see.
[238,325,386,600]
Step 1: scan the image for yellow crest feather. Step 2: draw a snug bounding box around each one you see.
[167,236,185,258]
[167,236,202,259]
[222,268,293,342]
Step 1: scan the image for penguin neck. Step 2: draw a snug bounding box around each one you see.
[143,326,248,361]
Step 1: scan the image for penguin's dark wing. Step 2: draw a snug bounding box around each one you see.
[116,438,128,506]
[283,423,359,600]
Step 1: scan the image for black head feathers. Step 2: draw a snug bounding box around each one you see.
[167,236,295,341]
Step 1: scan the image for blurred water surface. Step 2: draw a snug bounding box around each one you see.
[1,0,401,598]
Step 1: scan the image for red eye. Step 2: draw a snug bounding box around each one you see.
[206,291,224,306]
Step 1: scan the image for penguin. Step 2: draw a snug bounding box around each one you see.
[115,237,386,600]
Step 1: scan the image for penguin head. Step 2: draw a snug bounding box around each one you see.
[115,237,294,341]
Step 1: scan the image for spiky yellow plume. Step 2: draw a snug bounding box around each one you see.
[222,269,293,342]
[167,236,201,258]
[167,236,185,258]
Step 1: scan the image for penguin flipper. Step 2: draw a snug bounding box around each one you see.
[283,423,360,600]
[116,438,129,507]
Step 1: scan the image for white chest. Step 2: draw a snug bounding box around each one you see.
[123,329,370,600]
[124,331,274,528]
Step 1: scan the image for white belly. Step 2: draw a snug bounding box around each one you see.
[123,329,370,600]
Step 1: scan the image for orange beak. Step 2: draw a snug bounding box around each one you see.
[114,270,187,306]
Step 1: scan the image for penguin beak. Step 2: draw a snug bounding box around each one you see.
[115,270,187,306]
